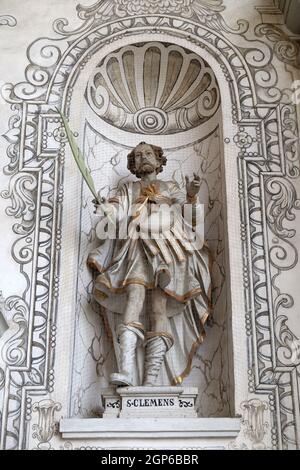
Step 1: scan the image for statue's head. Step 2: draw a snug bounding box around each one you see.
[127,142,167,178]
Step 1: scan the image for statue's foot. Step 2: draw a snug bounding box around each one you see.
[110,372,133,387]
[142,381,156,387]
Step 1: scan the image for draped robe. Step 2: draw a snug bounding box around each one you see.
[88,180,212,385]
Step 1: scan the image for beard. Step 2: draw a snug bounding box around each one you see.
[140,163,155,173]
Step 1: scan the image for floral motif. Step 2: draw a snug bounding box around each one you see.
[241,399,269,450]
[119,0,189,13]
[32,400,62,450]
[55,0,249,37]
[233,131,253,149]
[115,0,194,14]
[52,126,68,143]
[78,0,225,17]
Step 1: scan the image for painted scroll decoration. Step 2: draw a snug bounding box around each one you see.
[0,0,299,450]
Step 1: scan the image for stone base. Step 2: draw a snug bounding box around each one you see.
[59,387,241,448]
[102,386,198,419]
[59,417,241,449]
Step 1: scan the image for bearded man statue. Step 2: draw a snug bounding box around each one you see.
[88,142,211,387]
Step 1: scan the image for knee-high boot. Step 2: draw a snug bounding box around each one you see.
[143,333,174,386]
[110,322,144,387]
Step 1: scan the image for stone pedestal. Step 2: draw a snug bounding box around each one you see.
[102,386,198,419]
[60,387,241,448]
[59,418,241,449]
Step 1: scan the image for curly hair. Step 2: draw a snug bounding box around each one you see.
[127,142,167,178]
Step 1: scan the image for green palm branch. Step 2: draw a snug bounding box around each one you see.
[56,108,98,202]
[57,108,115,226]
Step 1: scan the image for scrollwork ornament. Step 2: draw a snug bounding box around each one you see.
[106,400,120,409]
[281,104,300,179]
[12,40,63,102]
[54,0,248,36]
[0,16,17,27]
[255,24,300,69]
[179,399,193,408]
[240,36,282,105]
[266,177,300,239]
[1,100,22,176]
[0,0,299,451]
[1,173,37,235]
[275,315,300,367]
[0,297,29,367]
[266,178,299,303]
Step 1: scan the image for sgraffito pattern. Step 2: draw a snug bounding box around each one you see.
[0,0,299,449]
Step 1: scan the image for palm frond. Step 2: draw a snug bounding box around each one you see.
[56,108,98,202]
[57,108,116,227]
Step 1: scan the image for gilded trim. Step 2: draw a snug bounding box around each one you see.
[186,194,198,204]
[95,275,203,303]
[172,311,210,385]
[145,331,174,347]
[125,321,145,333]
[87,257,104,273]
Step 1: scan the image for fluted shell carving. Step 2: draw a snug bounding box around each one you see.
[86,43,220,135]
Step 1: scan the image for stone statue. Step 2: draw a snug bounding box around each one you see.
[88,142,211,388]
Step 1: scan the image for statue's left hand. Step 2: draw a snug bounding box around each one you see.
[185,173,201,199]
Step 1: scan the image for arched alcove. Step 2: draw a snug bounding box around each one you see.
[66,40,235,418]
[0,0,298,450]
[2,14,257,448]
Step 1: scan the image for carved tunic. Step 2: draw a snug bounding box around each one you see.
[88,180,212,384]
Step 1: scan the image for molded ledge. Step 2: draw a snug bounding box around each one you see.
[60,418,241,440]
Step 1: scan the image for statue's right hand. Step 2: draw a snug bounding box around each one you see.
[92,196,106,214]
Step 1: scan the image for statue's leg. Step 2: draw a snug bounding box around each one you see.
[124,284,146,324]
[110,284,146,387]
[150,287,168,332]
[143,288,174,386]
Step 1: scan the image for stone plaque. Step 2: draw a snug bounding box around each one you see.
[102,386,198,419]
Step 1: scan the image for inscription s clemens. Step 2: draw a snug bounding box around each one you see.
[126,398,175,408]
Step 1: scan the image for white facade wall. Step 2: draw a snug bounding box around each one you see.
[0,0,299,450]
